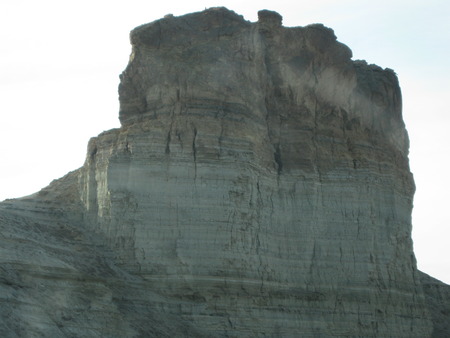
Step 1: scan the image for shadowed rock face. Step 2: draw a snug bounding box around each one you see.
[1,8,449,337]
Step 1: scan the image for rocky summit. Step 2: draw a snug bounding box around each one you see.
[1,8,449,337]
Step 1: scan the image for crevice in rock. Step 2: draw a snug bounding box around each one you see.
[273,143,283,175]
[165,131,171,154]
[218,118,224,159]
[312,97,323,181]
[192,127,198,179]
[192,127,198,162]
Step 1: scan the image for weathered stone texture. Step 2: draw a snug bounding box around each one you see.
[1,7,448,337]
[420,272,450,337]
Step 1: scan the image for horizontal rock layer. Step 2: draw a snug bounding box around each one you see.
[1,7,448,337]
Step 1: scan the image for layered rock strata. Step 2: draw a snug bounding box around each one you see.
[1,8,449,337]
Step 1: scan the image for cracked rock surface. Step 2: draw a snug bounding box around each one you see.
[1,7,449,337]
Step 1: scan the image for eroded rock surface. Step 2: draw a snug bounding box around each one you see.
[1,8,448,337]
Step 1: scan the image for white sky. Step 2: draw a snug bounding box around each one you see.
[1,0,449,284]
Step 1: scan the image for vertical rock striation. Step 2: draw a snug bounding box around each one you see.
[1,7,449,337]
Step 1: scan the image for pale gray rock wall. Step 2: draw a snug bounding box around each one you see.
[0,175,201,337]
[420,272,450,337]
[79,8,432,336]
[1,7,448,337]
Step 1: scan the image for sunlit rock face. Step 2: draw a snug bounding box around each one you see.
[1,7,449,337]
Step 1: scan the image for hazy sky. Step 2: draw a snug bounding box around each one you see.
[1,0,449,284]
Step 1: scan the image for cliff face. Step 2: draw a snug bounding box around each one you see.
[1,8,449,337]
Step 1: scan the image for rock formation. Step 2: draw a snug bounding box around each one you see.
[1,8,449,337]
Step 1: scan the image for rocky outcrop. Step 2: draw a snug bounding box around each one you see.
[420,272,450,337]
[1,8,448,337]
[0,173,201,337]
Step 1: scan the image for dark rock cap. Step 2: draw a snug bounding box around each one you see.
[257,9,282,27]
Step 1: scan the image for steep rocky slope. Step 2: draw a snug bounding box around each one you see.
[1,8,449,337]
